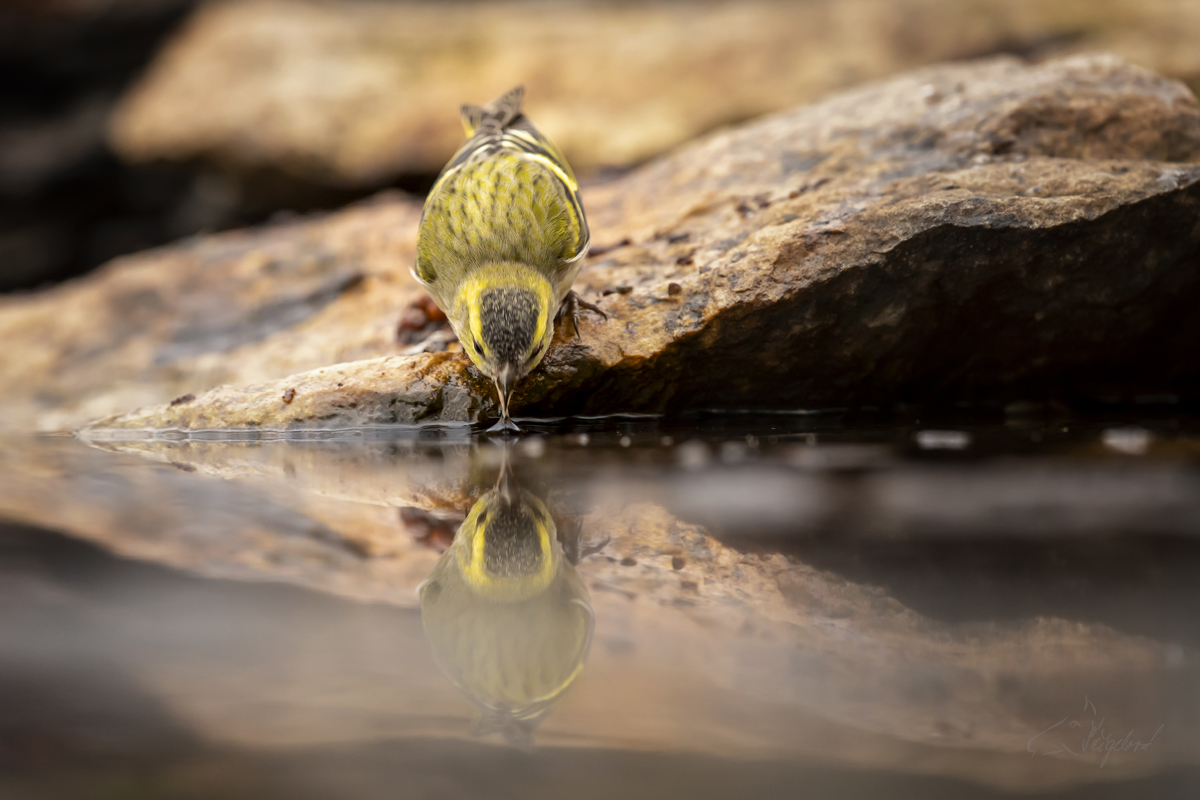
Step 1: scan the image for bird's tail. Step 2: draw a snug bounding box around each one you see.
[461,86,525,137]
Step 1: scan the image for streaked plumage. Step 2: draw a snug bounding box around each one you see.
[414,86,600,431]
[419,465,594,744]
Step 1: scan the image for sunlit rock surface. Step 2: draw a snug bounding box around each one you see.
[3,55,1200,432]
[71,54,1200,431]
[0,196,426,432]
[108,0,1200,184]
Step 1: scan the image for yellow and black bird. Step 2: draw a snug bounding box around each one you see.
[414,86,604,431]
[419,463,594,744]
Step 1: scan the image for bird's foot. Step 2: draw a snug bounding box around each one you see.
[556,290,608,339]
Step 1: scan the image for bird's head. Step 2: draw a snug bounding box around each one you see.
[451,262,556,425]
[450,467,560,601]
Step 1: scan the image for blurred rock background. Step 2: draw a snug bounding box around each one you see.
[2,0,1200,294]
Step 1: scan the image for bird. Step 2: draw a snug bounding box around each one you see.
[413,86,605,432]
[419,459,594,744]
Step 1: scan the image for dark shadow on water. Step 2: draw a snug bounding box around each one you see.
[758,535,1200,650]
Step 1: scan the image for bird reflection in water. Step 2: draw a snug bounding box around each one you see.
[419,453,594,745]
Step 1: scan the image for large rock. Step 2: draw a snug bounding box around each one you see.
[108,0,1200,186]
[4,54,1200,433]
[62,54,1200,433]
[0,195,425,432]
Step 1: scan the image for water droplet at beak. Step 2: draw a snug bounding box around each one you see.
[488,366,520,434]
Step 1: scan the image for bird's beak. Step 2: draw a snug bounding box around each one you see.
[496,462,516,505]
[492,364,519,431]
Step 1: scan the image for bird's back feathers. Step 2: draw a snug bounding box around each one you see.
[416,86,589,290]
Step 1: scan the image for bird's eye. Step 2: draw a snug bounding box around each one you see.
[477,509,488,525]
[472,337,484,354]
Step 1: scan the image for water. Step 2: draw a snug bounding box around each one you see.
[1,409,1198,799]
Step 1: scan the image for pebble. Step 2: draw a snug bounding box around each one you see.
[398,306,428,330]
[676,440,712,470]
[915,430,970,450]
[520,436,546,458]
[1101,426,1151,455]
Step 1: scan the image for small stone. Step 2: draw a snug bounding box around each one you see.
[520,436,546,458]
[719,441,747,464]
[282,388,296,404]
[1101,426,1152,455]
[667,282,682,296]
[588,238,632,258]
[399,306,428,331]
[601,285,633,297]
[620,556,637,566]
[400,507,457,552]
[915,430,970,450]
[671,556,685,570]
[169,394,195,407]
[676,441,712,471]
[419,295,447,323]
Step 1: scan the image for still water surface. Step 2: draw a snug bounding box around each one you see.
[1,409,1198,798]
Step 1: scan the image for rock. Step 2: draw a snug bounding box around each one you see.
[46,54,1200,433]
[108,0,1200,187]
[4,54,1200,432]
[0,194,426,432]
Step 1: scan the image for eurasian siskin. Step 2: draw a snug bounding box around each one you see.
[414,86,604,431]
[418,463,594,744]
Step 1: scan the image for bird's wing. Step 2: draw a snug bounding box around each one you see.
[499,117,590,267]
[416,92,588,284]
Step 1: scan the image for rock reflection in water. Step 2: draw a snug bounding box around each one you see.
[420,455,593,743]
[1,430,1198,794]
